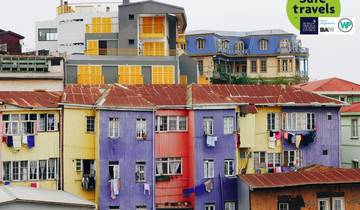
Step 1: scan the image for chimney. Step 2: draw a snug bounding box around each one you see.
[64,1,68,5]
[60,0,63,6]
[123,0,130,5]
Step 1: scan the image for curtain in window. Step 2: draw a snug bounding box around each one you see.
[156,162,163,175]
[169,161,180,174]
[39,160,47,180]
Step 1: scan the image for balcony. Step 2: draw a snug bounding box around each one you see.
[0,55,48,72]
[217,48,248,56]
[278,47,309,55]
[84,48,177,56]
[57,5,74,15]
[139,24,165,39]
[85,24,118,34]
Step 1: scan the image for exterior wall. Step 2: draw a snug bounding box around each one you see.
[179,54,199,84]
[35,20,58,53]
[155,110,194,206]
[99,110,154,210]
[193,56,215,79]
[0,34,22,55]
[341,113,360,168]
[325,94,360,104]
[0,202,94,210]
[192,109,237,210]
[246,57,296,78]
[0,109,60,190]
[248,184,360,210]
[0,80,63,91]
[63,108,96,202]
[186,35,218,55]
[282,107,341,168]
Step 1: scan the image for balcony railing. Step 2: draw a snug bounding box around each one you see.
[217,48,249,56]
[278,47,309,54]
[85,24,118,34]
[57,5,75,15]
[84,48,177,56]
[139,24,165,39]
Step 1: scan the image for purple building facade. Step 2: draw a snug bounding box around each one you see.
[192,109,238,210]
[99,110,154,210]
[282,107,341,171]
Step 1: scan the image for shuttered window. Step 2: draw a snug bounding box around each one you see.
[77,65,104,85]
[118,66,144,85]
[151,66,175,84]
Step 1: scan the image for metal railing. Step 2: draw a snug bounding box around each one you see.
[278,47,309,54]
[217,48,249,56]
[139,24,165,38]
[84,48,177,56]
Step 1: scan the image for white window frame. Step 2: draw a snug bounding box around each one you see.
[281,59,288,72]
[109,117,120,138]
[267,152,281,167]
[279,203,289,210]
[47,114,56,131]
[20,114,37,135]
[197,38,205,49]
[339,96,347,102]
[20,161,28,181]
[205,203,215,210]
[280,39,290,49]
[224,159,235,177]
[332,197,345,210]
[267,113,279,131]
[283,150,302,167]
[197,60,204,73]
[156,116,188,132]
[318,198,330,210]
[155,157,182,176]
[224,117,234,135]
[351,118,359,139]
[283,112,315,131]
[136,118,147,139]
[47,158,57,180]
[204,159,214,178]
[29,160,39,180]
[253,151,266,169]
[109,161,120,179]
[224,202,235,210]
[12,161,20,181]
[259,39,268,50]
[204,117,214,136]
[250,60,257,73]
[2,161,11,181]
[135,162,146,182]
[260,59,267,72]
[3,114,19,135]
[39,160,47,180]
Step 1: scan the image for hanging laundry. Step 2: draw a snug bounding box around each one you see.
[275,166,282,173]
[295,135,302,149]
[13,136,21,150]
[284,131,289,140]
[194,183,206,196]
[2,135,7,143]
[269,130,274,137]
[291,134,296,144]
[22,136,28,145]
[204,179,213,193]
[287,133,293,144]
[144,183,151,195]
[183,188,194,198]
[206,136,217,147]
[109,179,119,200]
[276,139,281,147]
[6,136,13,147]
[268,135,276,149]
[275,131,282,140]
[27,135,35,149]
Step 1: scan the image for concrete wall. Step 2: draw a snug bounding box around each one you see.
[179,54,198,84]
[99,110,154,210]
[0,202,94,210]
[237,179,250,210]
[341,113,360,168]
[0,80,63,91]
[192,109,237,210]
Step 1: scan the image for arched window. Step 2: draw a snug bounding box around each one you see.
[196,38,205,49]
[235,41,245,51]
[280,39,290,49]
[222,40,230,50]
[259,39,268,50]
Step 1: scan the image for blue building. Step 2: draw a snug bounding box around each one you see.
[185,30,309,83]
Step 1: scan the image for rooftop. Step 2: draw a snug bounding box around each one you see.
[294,77,360,93]
[239,166,360,190]
[341,102,360,113]
[0,91,62,108]
[185,29,291,37]
[61,84,109,106]
[0,29,24,39]
[0,186,95,208]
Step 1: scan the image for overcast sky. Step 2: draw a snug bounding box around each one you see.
[1,0,359,83]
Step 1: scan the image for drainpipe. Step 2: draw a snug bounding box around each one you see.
[152,108,156,210]
[60,106,64,190]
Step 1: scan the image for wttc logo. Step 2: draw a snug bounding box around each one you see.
[339,18,353,32]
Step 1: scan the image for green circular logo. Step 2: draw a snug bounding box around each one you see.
[287,0,341,30]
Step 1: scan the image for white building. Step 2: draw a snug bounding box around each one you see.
[35,1,118,55]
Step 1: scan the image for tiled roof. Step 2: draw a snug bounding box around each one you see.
[192,85,342,105]
[99,84,153,108]
[61,84,109,106]
[341,102,360,113]
[186,29,291,37]
[0,91,61,108]
[127,85,188,106]
[294,77,360,92]
[191,85,239,105]
[239,167,360,189]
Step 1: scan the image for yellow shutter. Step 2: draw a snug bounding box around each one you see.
[77,65,103,85]
[86,40,99,55]
[118,66,144,85]
[180,75,188,85]
[154,16,164,36]
[102,17,112,33]
[151,66,175,84]
[92,17,101,33]
[144,42,164,56]
[199,75,209,84]
[164,66,175,84]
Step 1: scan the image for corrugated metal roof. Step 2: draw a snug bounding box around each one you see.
[341,102,360,113]
[61,84,109,106]
[191,85,342,105]
[294,77,360,92]
[185,29,291,37]
[0,91,61,108]
[0,186,95,208]
[239,167,360,189]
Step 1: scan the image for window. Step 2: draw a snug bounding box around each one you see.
[235,41,244,51]
[197,38,205,49]
[39,114,56,132]
[351,119,359,138]
[318,198,330,210]
[307,113,315,130]
[333,197,345,210]
[151,65,175,84]
[352,160,359,168]
[339,96,347,102]
[158,116,168,131]
[204,117,214,135]
[38,28,58,41]
[76,160,82,171]
[20,161,28,181]
[156,158,182,176]
[251,60,257,73]
[179,117,187,131]
[225,202,235,210]
[136,162,146,182]
[253,152,266,169]
[3,162,11,181]
[268,153,281,167]
[156,116,187,132]
[86,116,95,132]
[259,39,268,50]
[136,118,147,139]
[109,206,120,210]
[224,117,234,134]
[222,40,230,49]
[280,39,290,49]
[29,160,38,180]
[205,203,215,210]
[281,60,288,72]
[109,161,120,179]
[283,112,315,131]
[136,205,147,210]
[267,113,279,131]
[204,160,214,178]
[224,159,234,176]
[279,203,289,210]
[109,118,120,138]
[48,158,56,179]
[39,160,47,180]
[141,16,164,38]
[197,60,204,74]
[21,114,37,135]
[128,39,135,46]
[3,114,19,135]
[47,114,56,131]
[260,60,267,72]
[323,150,328,156]
[283,150,301,167]
[12,161,20,181]
[128,14,135,20]
[327,113,332,121]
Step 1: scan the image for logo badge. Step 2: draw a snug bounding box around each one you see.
[338,18,353,32]
[300,17,318,35]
